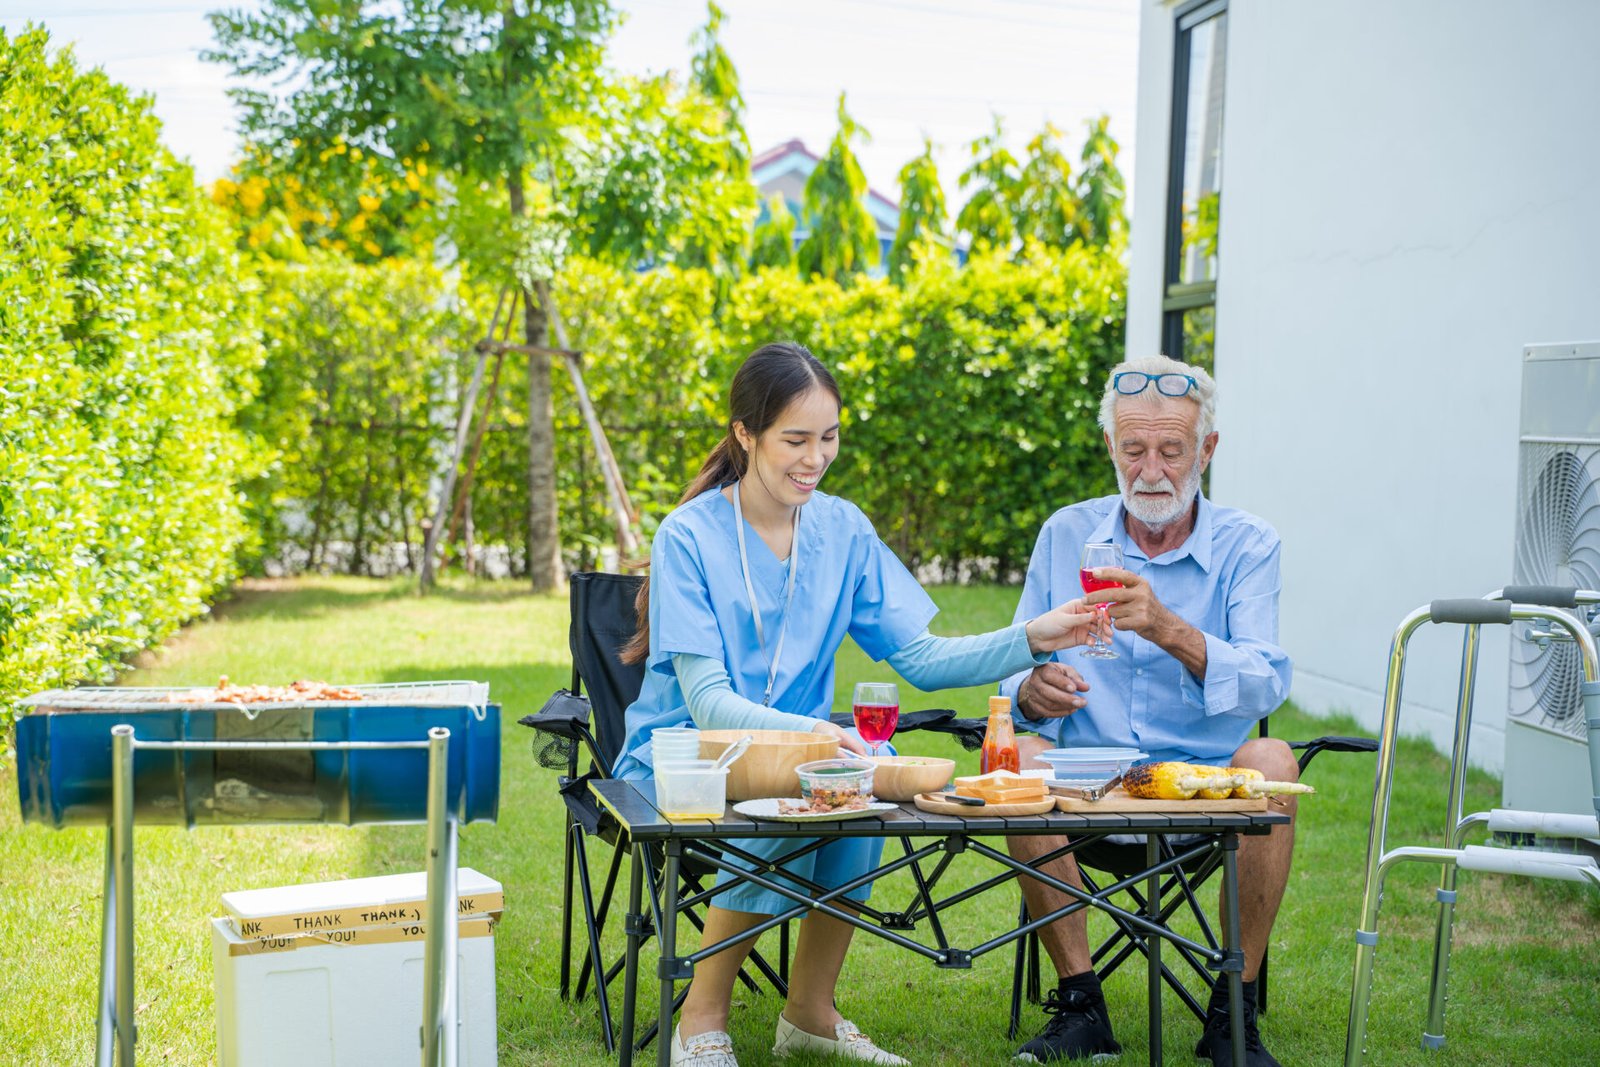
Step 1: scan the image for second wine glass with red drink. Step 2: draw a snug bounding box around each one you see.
[852,681,899,757]
[1079,541,1124,659]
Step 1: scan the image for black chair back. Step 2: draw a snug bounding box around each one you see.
[569,571,648,771]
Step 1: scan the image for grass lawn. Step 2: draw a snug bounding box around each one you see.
[2,576,1596,1065]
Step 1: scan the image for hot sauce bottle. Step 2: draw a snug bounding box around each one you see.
[980,695,1020,774]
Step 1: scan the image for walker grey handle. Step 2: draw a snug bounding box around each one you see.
[1499,585,1580,607]
[1429,600,1511,625]
[1457,845,1600,884]
[1486,808,1600,838]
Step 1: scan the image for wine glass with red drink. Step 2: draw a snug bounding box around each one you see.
[1079,542,1124,659]
[852,682,900,757]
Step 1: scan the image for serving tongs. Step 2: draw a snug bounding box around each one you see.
[1048,772,1122,802]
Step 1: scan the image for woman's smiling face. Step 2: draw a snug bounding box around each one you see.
[736,385,841,510]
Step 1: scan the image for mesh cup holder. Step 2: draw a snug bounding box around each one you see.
[536,734,578,770]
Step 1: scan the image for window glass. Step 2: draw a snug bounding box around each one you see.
[1176,13,1226,286]
[1181,304,1216,375]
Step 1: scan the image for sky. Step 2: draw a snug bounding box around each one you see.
[0,0,1142,211]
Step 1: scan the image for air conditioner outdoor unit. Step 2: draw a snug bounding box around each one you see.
[1502,342,1600,818]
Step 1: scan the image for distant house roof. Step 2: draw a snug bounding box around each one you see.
[751,138,901,236]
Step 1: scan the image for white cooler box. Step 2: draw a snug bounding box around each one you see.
[212,870,501,1067]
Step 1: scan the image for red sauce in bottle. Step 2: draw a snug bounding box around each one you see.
[981,695,1020,774]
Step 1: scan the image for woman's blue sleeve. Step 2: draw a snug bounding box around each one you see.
[845,512,938,661]
[650,520,727,663]
[886,626,1049,692]
[672,653,824,734]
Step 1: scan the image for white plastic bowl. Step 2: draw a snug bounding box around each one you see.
[1037,747,1149,781]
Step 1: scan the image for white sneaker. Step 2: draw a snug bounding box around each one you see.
[671,1024,740,1066]
[772,1015,909,1065]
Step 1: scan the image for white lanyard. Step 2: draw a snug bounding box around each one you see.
[732,481,800,707]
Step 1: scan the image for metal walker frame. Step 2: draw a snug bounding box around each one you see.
[95,725,462,1067]
[1344,587,1600,1065]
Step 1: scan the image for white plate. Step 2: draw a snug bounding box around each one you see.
[733,798,898,822]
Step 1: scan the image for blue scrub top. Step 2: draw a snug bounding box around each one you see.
[613,486,937,780]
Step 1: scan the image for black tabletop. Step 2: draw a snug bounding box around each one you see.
[591,779,1288,842]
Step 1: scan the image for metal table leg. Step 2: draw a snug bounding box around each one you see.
[657,843,682,1067]
[619,843,645,1067]
[1222,833,1245,1067]
[1146,834,1162,1067]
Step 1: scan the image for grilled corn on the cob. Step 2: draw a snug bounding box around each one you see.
[1123,761,1245,800]
[1223,766,1317,799]
[1192,764,1241,801]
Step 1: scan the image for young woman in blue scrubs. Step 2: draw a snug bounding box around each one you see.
[616,341,1100,1067]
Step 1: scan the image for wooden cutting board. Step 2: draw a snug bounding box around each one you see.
[1054,787,1268,814]
[914,792,1057,816]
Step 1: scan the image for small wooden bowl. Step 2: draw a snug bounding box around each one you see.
[867,755,956,801]
[699,729,839,801]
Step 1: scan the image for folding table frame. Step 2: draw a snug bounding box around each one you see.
[591,778,1289,1067]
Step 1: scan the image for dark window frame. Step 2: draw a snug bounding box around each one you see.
[1161,0,1228,363]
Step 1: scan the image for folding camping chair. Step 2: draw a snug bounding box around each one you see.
[518,572,782,1054]
[1008,720,1378,1036]
[520,571,986,1054]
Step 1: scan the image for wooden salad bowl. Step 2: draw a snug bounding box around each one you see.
[698,729,839,801]
[867,755,956,801]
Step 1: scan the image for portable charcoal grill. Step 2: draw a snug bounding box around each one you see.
[12,680,502,1067]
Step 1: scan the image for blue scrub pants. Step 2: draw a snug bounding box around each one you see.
[714,834,884,914]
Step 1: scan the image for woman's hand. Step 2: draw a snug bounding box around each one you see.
[812,718,869,756]
[1024,597,1104,653]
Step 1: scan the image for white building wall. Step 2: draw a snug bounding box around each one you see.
[1127,0,1600,768]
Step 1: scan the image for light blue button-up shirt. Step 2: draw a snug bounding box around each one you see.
[999,494,1292,763]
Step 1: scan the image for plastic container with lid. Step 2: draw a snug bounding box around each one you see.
[795,758,876,806]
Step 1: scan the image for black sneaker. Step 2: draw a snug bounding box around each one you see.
[1015,987,1122,1063]
[1194,991,1281,1067]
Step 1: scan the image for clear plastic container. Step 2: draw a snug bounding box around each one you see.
[653,759,728,820]
[795,758,876,807]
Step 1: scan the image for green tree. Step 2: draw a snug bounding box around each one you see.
[1071,114,1126,248]
[673,2,755,273]
[797,93,879,283]
[750,193,798,271]
[888,137,949,282]
[955,115,1021,253]
[1014,122,1077,250]
[210,143,440,262]
[689,2,747,162]
[207,0,617,593]
[563,71,756,274]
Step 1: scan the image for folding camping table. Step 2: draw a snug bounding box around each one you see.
[591,779,1288,1067]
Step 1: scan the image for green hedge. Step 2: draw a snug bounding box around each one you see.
[240,252,478,573]
[250,243,1126,577]
[0,28,263,714]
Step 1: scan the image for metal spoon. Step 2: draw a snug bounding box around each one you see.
[712,734,755,772]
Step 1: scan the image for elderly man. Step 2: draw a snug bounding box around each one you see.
[1002,355,1295,1067]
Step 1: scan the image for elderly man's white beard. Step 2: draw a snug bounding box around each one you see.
[1117,463,1203,532]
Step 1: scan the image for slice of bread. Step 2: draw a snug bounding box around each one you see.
[954,770,1048,804]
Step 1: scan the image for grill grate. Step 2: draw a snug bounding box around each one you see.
[18,680,491,720]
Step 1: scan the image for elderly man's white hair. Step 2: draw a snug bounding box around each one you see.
[1096,354,1217,445]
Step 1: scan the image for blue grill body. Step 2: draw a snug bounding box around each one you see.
[14,689,500,828]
